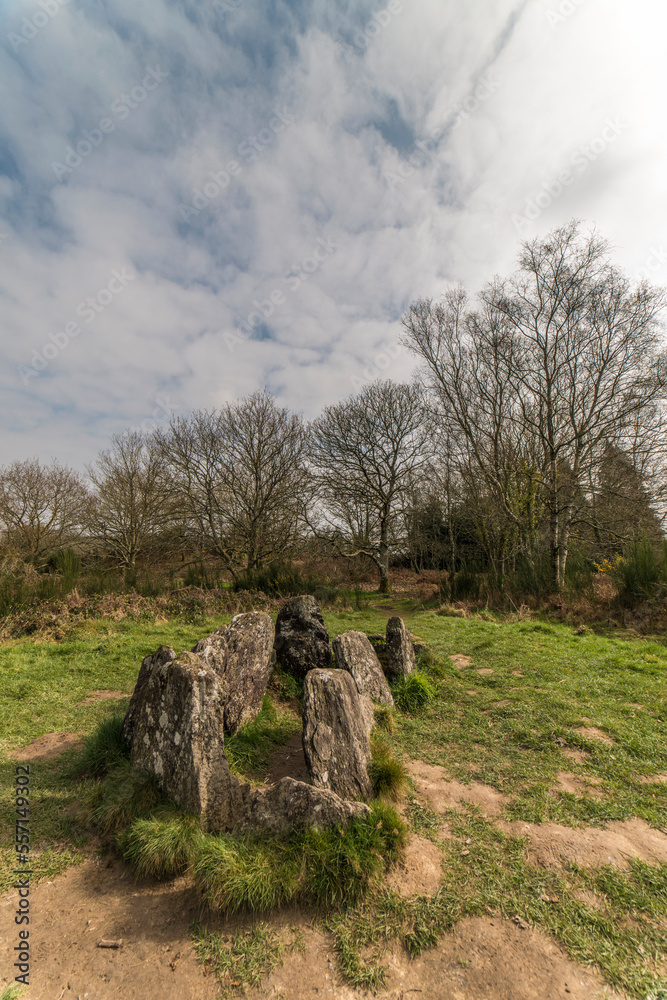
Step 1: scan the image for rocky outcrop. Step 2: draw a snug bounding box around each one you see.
[122,644,175,745]
[192,612,275,734]
[302,668,372,801]
[125,651,243,832]
[274,595,331,680]
[332,630,394,706]
[385,616,416,680]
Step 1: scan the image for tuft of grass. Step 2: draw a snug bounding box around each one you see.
[368,733,409,801]
[119,811,203,879]
[188,804,406,915]
[392,672,435,713]
[87,760,167,834]
[71,713,130,778]
[373,703,397,733]
[192,922,303,999]
[1,985,27,1000]
[224,695,300,779]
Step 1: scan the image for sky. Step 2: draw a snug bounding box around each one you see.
[1,0,666,470]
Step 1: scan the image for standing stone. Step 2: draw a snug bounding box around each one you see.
[122,644,175,745]
[302,668,372,801]
[385,617,416,680]
[192,611,275,734]
[332,631,394,706]
[125,651,244,833]
[274,595,331,680]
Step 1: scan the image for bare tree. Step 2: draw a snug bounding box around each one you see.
[0,458,89,566]
[87,431,169,573]
[308,380,429,593]
[402,221,667,590]
[155,391,308,577]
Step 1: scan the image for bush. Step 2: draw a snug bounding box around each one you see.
[611,535,667,606]
[392,673,435,713]
[119,812,203,878]
[233,561,333,599]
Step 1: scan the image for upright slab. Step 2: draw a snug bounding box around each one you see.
[332,630,394,706]
[192,611,275,734]
[385,616,416,680]
[302,668,372,802]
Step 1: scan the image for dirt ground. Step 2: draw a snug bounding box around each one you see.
[4,747,665,999]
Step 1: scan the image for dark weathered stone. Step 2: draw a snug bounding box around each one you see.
[385,617,416,680]
[332,630,394,706]
[274,595,331,680]
[192,611,275,734]
[233,777,370,836]
[126,651,243,832]
[302,668,372,801]
[122,644,175,745]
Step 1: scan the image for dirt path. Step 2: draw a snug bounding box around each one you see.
[1,854,625,1000]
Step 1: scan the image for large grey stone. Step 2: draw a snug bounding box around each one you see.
[332,630,394,706]
[192,611,275,734]
[125,651,243,832]
[274,595,331,680]
[234,778,371,836]
[385,616,416,680]
[302,668,372,801]
[122,644,175,746]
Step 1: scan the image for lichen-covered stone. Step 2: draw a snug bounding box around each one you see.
[192,611,275,734]
[122,644,175,746]
[233,778,371,836]
[332,630,394,706]
[302,668,372,801]
[126,653,243,832]
[385,616,416,680]
[274,595,331,680]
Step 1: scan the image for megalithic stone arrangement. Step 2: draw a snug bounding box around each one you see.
[123,599,417,833]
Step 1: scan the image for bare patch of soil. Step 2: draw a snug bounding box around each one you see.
[476,668,494,676]
[8,731,84,761]
[555,772,604,798]
[76,689,127,706]
[408,760,509,817]
[562,748,590,764]
[512,670,524,677]
[385,834,443,897]
[450,654,472,669]
[640,773,667,785]
[250,916,623,1000]
[499,818,667,869]
[574,726,614,746]
[571,887,606,910]
[0,856,218,1000]
[465,689,478,696]
[264,731,310,785]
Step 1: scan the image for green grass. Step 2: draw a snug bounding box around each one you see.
[224,695,300,779]
[1,599,666,997]
[192,922,304,999]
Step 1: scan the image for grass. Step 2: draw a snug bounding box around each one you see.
[192,922,304,999]
[0,597,666,996]
[368,732,409,801]
[224,695,300,779]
